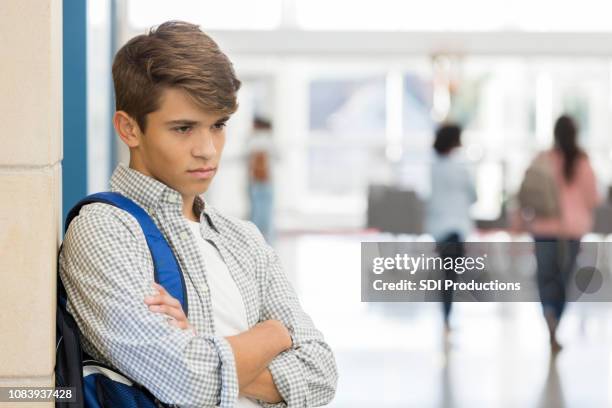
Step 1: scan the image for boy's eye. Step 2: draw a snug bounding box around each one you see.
[174,126,192,134]
[213,122,227,130]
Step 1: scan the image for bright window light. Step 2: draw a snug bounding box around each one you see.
[296,0,612,32]
[127,0,282,30]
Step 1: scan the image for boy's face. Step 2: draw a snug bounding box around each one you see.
[119,87,229,199]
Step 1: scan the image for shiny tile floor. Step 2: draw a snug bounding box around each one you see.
[275,234,612,408]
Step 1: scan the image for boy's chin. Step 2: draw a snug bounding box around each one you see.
[184,183,211,197]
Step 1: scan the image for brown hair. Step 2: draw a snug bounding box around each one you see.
[112,20,241,133]
[554,115,585,182]
[433,123,462,156]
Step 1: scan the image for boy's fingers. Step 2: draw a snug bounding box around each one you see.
[144,293,181,308]
[152,282,169,296]
[144,293,178,306]
[149,304,187,322]
[146,283,190,328]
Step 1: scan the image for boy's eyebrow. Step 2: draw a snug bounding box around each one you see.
[165,119,200,126]
[164,116,230,126]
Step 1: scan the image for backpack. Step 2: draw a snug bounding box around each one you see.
[250,151,271,182]
[518,153,560,218]
[55,192,188,408]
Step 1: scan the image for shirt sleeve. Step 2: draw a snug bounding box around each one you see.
[244,223,338,407]
[59,203,238,408]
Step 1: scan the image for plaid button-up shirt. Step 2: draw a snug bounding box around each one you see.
[59,163,338,407]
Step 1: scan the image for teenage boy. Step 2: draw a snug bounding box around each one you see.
[59,21,337,407]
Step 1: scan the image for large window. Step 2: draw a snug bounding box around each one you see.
[299,58,612,223]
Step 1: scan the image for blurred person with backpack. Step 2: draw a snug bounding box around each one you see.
[247,117,277,244]
[517,115,600,353]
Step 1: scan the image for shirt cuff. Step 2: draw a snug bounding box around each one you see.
[258,350,308,408]
[209,336,239,408]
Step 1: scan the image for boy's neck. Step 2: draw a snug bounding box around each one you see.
[182,195,199,222]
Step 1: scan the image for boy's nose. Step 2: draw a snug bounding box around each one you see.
[192,131,217,158]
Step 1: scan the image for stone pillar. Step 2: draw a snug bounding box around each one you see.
[0,1,62,407]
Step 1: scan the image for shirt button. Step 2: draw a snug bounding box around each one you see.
[179,231,190,241]
[168,195,178,203]
[201,285,209,294]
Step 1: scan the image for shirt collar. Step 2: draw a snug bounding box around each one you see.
[109,163,218,232]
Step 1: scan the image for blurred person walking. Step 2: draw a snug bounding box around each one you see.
[426,123,477,336]
[518,115,600,353]
[247,117,277,244]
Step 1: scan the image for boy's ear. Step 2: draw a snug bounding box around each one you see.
[114,111,142,148]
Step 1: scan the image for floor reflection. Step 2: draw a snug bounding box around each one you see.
[275,233,612,408]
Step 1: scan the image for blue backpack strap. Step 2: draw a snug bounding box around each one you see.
[64,192,188,314]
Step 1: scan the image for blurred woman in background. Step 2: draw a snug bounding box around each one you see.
[426,123,477,337]
[519,115,600,353]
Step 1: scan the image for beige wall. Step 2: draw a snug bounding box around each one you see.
[0,1,62,406]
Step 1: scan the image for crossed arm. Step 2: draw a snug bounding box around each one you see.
[143,222,341,407]
[146,283,292,404]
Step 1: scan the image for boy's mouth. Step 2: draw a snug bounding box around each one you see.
[187,167,217,179]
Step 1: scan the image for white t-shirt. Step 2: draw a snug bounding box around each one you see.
[186,219,260,408]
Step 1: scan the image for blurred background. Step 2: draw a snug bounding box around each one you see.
[69,1,612,406]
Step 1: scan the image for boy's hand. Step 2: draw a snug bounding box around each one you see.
[261,319,293,351]
[145,282,196,334]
